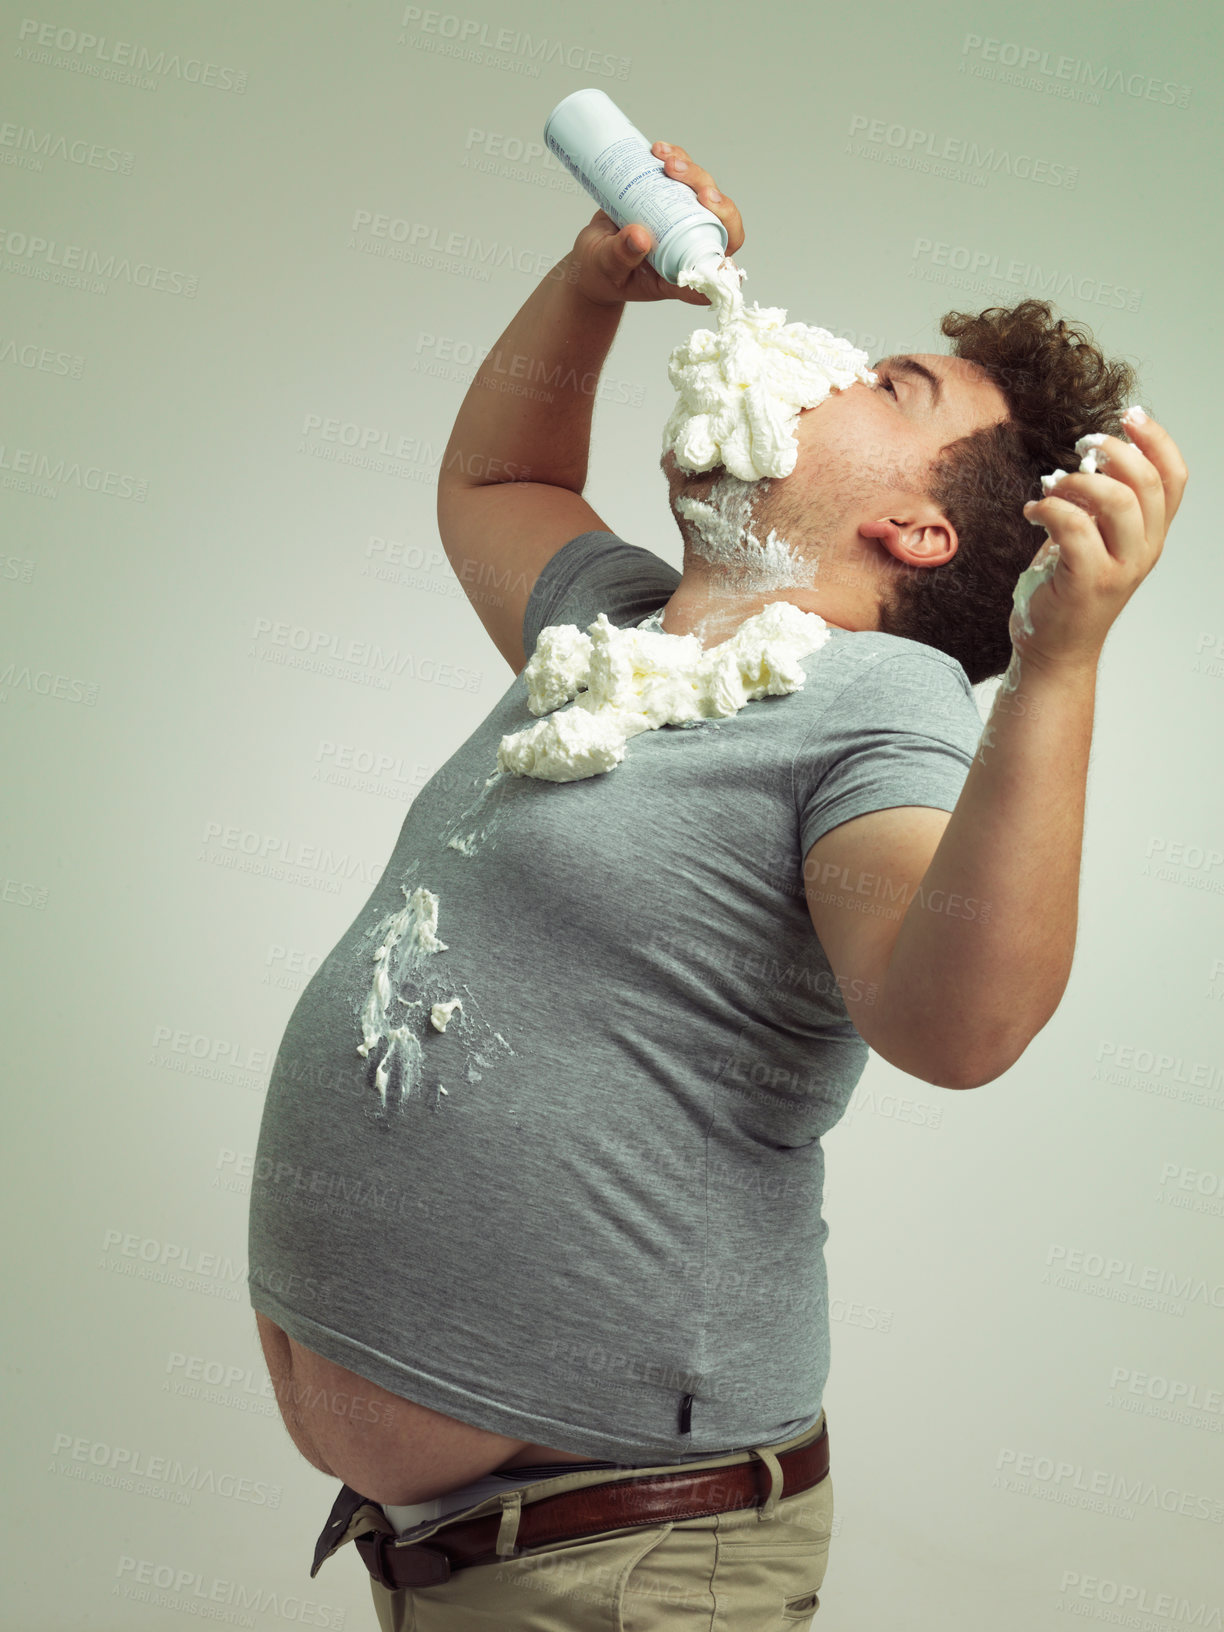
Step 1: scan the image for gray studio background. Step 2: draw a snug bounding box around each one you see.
[2,1,1221,1627]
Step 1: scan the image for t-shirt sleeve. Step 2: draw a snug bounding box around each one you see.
[793,646,984,857]
[521,531,682,661]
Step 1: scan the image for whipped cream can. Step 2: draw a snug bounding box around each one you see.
[545,88,728,286]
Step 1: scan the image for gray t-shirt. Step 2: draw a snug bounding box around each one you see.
[247,531,984,1464]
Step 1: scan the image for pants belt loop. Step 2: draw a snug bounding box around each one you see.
[752,1447,784,1524]
[495,1488,523,1557]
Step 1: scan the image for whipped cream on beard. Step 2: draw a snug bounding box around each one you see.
[675,473,812,591]
[662,258,878,482]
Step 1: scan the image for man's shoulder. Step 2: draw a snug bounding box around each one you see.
[793,629,979,737]
[524,531,681,655]
[813,628,971,687]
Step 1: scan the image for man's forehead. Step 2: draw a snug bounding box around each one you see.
[877,352,1008,428]
[876,351,989,384]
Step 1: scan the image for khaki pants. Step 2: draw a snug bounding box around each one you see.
[322,1411,832,1630]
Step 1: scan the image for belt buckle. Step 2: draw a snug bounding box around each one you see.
[358,1532,453,1590]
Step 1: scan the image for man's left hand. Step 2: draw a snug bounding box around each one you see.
[1014,410,1188,674]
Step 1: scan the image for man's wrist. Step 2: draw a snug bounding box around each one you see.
[1016,645,1101,686]
[561,255,628,311]
[543,251,585,289]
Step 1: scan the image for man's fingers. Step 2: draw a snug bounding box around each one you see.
[1021,496,1104,580]
[1119,411,1189,526]
[1045,438,1162,566]
[619,222,653,260]
[588,222,652,293]
[652,140,745,256]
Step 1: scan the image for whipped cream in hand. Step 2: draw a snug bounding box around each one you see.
[999,430,1117,696]
[498,602,833,783]
[662,258,877,482]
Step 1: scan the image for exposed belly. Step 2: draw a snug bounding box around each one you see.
[256,1314,597,1504]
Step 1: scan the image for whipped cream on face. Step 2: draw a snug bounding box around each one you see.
[675,473,810,590]
[662,258,877,482]
[497,601,832,783]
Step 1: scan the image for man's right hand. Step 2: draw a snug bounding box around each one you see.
[569,140,745,308]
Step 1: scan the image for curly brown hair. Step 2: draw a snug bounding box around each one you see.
[876,299,1141,685]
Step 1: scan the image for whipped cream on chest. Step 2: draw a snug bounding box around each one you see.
[498,602,832,783]
[662,259,877,482]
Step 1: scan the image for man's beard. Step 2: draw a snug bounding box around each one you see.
[668,463,857,596]
[668,439,932,599]
[670,472,808,591]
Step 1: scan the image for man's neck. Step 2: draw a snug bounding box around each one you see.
[659,564,871,646]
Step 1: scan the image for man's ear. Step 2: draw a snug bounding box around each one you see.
[859,512,958,568]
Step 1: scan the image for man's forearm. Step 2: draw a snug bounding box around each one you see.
[876,659,1097,1087]
[439,254,624,492]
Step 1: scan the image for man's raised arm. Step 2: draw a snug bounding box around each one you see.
[436,140,743,674]
[806,410,1187,1089]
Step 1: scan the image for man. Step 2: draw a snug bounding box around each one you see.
[249,141,1187,1628]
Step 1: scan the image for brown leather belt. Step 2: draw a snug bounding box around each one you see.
[347,1421,829,1591]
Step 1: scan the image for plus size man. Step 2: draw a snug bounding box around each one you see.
[248,138,1187,1629]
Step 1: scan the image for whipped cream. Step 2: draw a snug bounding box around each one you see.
[430,998,463,1032]
[1012,543,1061,640]
[353,881,516,1105]
[662,258,877,482]
[998,428,1118,696]
[357,885,448,1106]
[497,600,832,782]
[1039,431,1112,495]
[675,473,810,589]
